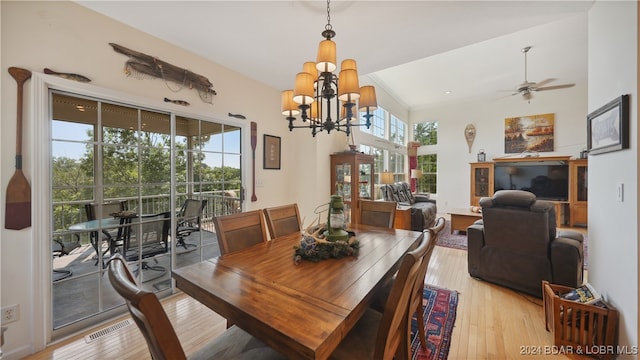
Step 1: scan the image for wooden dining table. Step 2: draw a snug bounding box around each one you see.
[172,223,423,359]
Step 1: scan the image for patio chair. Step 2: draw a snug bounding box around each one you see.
[106,253,286,360]
[263,203,302,239]
[213,210,268,256]
[85,200,128,265]
[52,233,81,257]
[52,233,82,281]
[358,199,397,228]
[123,212,171,282]
[176,199,206,250]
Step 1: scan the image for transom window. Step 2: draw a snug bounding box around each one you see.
[414,121,438,145]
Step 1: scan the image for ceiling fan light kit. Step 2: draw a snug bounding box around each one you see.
[511,45,575,102]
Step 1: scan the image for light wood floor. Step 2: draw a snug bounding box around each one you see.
[26,234,590,359]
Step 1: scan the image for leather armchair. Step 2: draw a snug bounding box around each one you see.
[467,190,583,297]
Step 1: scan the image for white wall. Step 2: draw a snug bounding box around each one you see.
[587,0,638,353]
[409,15,588,212]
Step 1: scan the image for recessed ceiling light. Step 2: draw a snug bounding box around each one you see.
[75,104,85,112]
[444,91,453,95]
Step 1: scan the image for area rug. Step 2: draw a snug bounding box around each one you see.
[436,220,589,268]
[435,220,468,250]
[411,285,459,360]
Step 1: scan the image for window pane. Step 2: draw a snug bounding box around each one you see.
[102,144,138,186]
[416,154,437,193]
[201,121,223,152]
[223,125,241,153]
[390,115,406,145]
[414,121,438,145]
[102,103,138,145]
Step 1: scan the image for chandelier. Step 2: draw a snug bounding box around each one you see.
[281,0,377,137]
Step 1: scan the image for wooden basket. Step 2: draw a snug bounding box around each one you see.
[542,281,619,359]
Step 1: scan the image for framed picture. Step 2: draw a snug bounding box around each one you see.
[587,94,629,155]
[504,113,555,154]
[263,134,281,169]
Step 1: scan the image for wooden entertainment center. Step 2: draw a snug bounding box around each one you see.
[470,156,588,227]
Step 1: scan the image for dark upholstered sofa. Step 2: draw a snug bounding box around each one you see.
[380,182,437,231]
[467,190,584,297]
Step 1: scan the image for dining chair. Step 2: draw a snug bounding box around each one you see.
[176,199,207,250]
[329,231,429,359]
[85,200,128,265]
[123,212,171,282]
[263,203,302,239]
[369,218,444,350]
[106,253,286,360]
[213,210,268,255]
[411,216,445,349]
[358,199,397,228]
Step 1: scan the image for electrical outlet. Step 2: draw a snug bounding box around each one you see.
[2,304,20,324]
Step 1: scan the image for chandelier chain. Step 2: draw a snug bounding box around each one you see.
[325,0,332,31]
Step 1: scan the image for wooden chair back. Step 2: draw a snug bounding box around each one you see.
[374,231,429,359]
[107,253,187,360]
[409,217,445,349]
[263,203,302,239]
[358,199,397,228]
[213,210,268,255]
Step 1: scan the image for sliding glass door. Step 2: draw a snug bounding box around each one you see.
[50,91,242,336]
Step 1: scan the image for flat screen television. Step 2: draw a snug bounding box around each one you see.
[494,161,569,201]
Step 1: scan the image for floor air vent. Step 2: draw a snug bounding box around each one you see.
[84,319,131,343]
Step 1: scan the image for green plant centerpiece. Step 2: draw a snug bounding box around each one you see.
[293,195,359,264]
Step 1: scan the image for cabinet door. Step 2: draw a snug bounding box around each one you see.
[359,163,372,199]
[470,163,494,206]
[335,163,352,201]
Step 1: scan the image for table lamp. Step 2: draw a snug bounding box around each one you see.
[381,171,394,185]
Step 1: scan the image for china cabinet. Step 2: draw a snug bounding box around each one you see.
[330,151,375,225]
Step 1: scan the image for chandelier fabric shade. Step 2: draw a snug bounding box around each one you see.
[358,86,377,111]
[281,90,300,117]
[316,39,337,72]
[337,68,360,102]
[281,0,376,137]
[293,72,315,105]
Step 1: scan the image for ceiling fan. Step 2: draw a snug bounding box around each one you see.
[512,46,575,101]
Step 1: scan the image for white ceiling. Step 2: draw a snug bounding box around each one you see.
[76,1,594,110]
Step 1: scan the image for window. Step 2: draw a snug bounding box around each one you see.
[389,151,406,183]
[416,154,437,193]
[390,115,406,145]
[414,121,438,145]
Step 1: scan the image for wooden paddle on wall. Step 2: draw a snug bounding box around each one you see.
[251,122,257,202]
[5,67,32,230]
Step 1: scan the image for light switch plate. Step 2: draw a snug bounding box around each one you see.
[616,182,624,202]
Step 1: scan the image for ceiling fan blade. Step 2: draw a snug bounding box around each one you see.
[535,84,575,91]
[531,78,556,88]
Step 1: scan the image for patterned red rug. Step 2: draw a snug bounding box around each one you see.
[411,285,459,360]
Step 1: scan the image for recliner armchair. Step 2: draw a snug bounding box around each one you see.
[380,182,437,231]
[467,190,584,297]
